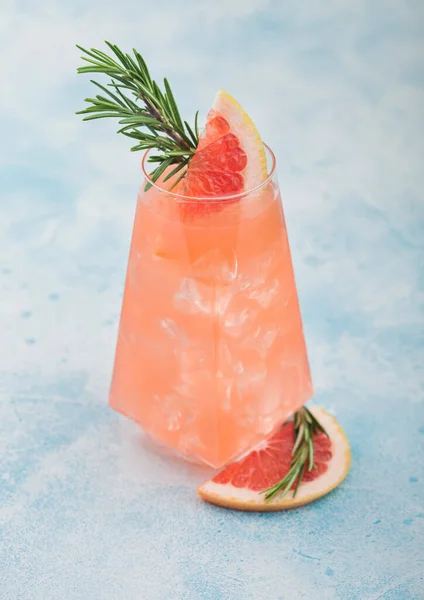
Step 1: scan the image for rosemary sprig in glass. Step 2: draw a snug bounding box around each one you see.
[76,46,329,497]
[76,41,199,189]
[262,406,329,502]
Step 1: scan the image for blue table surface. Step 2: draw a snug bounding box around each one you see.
[1,1,423,599]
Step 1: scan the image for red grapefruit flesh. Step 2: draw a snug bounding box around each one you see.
[181,90,268,207]
[184,115,246,197]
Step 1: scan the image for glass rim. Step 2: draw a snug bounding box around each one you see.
[141,142,276,202]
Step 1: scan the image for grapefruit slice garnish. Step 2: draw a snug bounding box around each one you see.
[182,90,268,198]
[197,407,351,512]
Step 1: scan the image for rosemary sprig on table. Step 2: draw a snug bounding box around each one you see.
[262,406,329,502]
[76,41,199,189]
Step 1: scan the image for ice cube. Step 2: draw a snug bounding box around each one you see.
[224,349,267,398]
[260,383,283,416]
[217,341,244,378]
[240,387,282,435]
[216,291,232,316]
[173,278,232,317]
[177,344,206,371]
[177,367,213,399]
[173,278,211,314]
[223,307,259,337]
[175,344,212,399]
[192,248,238,286]
[241,326,278,357]
[217,374,237,411]
[160,318,188,344]
[238,404,257,429]
[153,394,184,431]
[237,361,267,393]
[249,278,280,308]
[235,251,277,293]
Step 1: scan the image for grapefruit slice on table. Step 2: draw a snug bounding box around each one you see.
[181,90,268,198]
[197,407,351,512]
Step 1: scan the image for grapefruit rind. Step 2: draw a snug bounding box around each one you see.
[211,90,268,192]
[197,407,351,512]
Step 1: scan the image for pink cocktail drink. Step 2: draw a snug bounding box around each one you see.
[110,147,313,468]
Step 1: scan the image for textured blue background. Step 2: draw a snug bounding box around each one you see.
[1,1,423,599]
